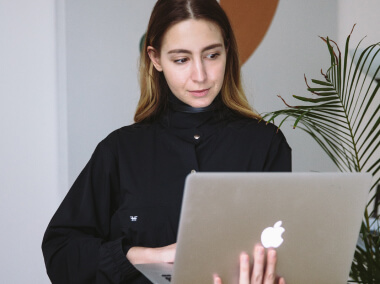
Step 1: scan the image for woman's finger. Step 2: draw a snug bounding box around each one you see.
[263,249,277,284]
[239,252,250,284]
[213,274,222,284]
[251,245,265,284]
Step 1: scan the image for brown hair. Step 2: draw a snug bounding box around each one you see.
[134,0,260,122]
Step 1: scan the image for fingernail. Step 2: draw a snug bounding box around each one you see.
[254,247,263,256]
[269,249,276,258]
[240,252,249,261]
[213,274,221,284]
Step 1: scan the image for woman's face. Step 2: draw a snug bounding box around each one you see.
[148,19,227,108]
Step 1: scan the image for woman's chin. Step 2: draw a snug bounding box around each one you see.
[189,102,211,108]
[186,97,215,108]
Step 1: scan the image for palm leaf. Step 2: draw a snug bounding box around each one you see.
[262,26,380,283]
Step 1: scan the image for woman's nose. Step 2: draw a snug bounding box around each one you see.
[191,60,207,83]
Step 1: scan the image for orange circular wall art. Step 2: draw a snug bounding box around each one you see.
[220,0,279,65]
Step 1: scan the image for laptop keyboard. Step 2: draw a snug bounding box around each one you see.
[161,274,172,282]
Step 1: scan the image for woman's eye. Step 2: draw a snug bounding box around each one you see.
[174,58,188,64]
[206,53,220,59]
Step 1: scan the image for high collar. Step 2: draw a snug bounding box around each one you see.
[160,93,222,130]
[168,92,219,113]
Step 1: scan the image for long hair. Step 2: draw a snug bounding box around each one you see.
[134,0,260,122]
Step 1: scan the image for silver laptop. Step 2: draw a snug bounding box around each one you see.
[135,172,371,284]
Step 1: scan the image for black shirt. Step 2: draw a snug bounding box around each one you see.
[42,98,291,284]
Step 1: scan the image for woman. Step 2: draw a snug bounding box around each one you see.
[42,0,291,283]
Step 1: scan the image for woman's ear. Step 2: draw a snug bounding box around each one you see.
[147,46,163,72]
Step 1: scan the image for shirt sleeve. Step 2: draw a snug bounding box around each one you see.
[263,128,292,172]
[42,139,138,283]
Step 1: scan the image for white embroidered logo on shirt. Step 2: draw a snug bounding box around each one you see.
[130,216,138,221]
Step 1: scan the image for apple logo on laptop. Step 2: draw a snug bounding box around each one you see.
[261,221,285,248]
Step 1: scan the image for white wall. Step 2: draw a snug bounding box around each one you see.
[0,0,59,283]
[65,0,158,187]
[242,0,338,172]
[337,0,380,46]
[337,0,380,206]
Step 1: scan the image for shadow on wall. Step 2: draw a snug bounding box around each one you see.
[220,0,279,64]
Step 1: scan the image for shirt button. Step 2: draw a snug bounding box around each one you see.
[191,169,196,174]
[194,134,200,140]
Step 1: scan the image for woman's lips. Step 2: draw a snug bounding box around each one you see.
[189,88,210,97]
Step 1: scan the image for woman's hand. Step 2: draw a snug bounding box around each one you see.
[126,243,176,264]
[213,244,285,284]
[154,243,177,263]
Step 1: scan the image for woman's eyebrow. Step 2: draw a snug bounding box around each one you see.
[167,43,223,54]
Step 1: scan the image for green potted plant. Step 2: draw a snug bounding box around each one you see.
[263,25,380,283]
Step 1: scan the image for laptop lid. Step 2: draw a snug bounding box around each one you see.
[170,172,371,284]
